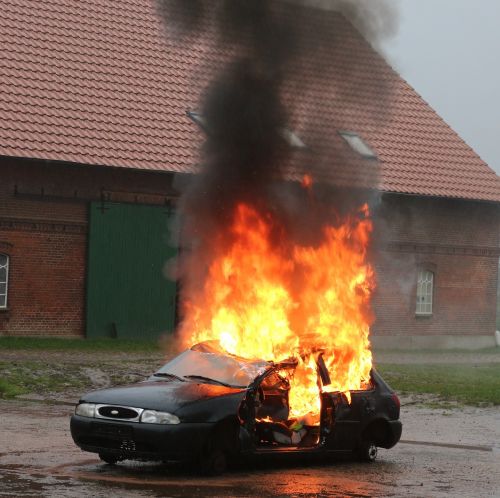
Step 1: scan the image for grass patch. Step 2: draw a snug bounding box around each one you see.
[377,363,500,406]
[421,401,459,411]
[0,378,28,399]
[0,361,89,398]
[0,337,167,353]
[373,347,500,355]
[0,357,164,399]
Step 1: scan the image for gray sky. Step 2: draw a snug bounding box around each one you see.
[381,0,500,175]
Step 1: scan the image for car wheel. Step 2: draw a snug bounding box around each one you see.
[200,444,228,476]
[99,452,119,465]
[356,441,378,462]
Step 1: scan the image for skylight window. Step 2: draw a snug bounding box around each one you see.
[187,110,207,131]
[187,110,307,148]
[339,131,377,159]
[281,129,307,149]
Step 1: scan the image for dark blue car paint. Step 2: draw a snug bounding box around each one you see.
[70,367,402,463]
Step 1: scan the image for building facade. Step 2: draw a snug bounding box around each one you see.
[1,0,499,347]
[0,158,178,339]
[1,158,499,348]
[372,194,499,348]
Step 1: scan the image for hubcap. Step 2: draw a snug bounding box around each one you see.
[368,444,377,460]
[212,452,226,473]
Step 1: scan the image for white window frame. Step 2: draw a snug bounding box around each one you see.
[187,110,207,131]
[416,269,434,316]
[338,131,377,159]
[187,110,307,148]
[0,253,9,310]
[280,128,307,149]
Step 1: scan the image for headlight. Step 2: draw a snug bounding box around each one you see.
[75,403,96,418]
[140,410,180,425]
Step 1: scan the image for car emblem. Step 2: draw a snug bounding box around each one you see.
[111,410,119,415]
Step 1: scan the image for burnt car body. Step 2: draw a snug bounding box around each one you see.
[71,341,402,473]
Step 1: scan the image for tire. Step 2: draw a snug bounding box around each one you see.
[356,441,378,462]
[199,441,228,476]
[99,452,119,465]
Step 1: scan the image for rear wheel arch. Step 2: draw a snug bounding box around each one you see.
[360,418,391,447]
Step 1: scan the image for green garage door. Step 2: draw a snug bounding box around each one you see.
[86,202,177,340]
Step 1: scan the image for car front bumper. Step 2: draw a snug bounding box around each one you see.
[70,415,214,461]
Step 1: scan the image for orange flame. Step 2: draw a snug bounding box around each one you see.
[181,202,374,420]
[301,174,313,191]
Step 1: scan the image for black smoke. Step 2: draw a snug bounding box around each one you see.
[157,1,306,227]
[156,0,398,321]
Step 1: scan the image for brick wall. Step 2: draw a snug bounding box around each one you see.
[0,228,86,336]
[1,158,499,340]
[0,158,177,337]
[372,194,500,338]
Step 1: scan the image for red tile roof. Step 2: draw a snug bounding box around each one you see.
[1,0,499,202]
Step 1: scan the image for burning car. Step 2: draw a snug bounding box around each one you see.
[71,340,402,474]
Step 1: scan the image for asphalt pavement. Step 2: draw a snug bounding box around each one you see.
[1,400,499,498]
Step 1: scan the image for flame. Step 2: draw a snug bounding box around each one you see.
[301,173,313,191]
[181,202,374,420]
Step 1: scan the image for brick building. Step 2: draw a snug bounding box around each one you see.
[0,159,178,338]
[372,195,499,348]
[1,0,499,347]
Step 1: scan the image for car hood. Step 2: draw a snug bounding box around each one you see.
[81,380,246,414]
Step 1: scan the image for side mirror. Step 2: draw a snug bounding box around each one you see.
[316,354,331,386]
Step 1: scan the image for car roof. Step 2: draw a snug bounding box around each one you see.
[191,341,298,370]
[190,340,270,365]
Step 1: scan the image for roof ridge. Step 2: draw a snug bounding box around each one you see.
[0,0,498,201]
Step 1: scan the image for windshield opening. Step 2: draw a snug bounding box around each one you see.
[155,347,270,388]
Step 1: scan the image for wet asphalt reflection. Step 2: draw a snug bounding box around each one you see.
[1,400,500,497]
[2,456,404,498]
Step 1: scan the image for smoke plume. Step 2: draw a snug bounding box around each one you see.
[155,0,398,335]
[293,0,398,47]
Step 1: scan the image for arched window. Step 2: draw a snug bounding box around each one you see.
[0,253,9,309]
[416,269,434,315]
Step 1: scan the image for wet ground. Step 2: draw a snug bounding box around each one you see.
[1,400,499,497]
